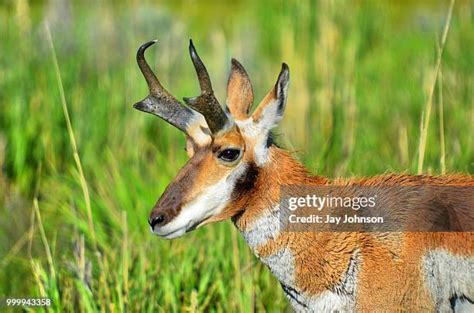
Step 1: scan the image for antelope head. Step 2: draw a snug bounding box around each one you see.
[134,40,289,239]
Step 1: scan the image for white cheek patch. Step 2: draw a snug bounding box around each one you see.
[155,163,248,239]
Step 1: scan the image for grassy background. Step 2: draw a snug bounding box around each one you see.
[1,0,473,312]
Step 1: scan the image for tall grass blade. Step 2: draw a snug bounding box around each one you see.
[44,23,98,251]
[417,0,455,174]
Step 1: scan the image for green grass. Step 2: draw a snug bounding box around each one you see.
[0,0,473,312]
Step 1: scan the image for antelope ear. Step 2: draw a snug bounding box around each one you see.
[225,59,254,120]
[251,63,289,130]
[247,63,289,166]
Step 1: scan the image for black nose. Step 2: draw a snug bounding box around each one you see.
[149,213,166,229]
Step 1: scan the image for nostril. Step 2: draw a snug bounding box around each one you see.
[149,213,166,229]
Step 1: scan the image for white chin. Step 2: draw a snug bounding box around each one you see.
[152,227,187,239]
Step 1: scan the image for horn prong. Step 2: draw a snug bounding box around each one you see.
[134,39,210,139]
[185,39,231,134]
[137,40,161,93]
[189,39,213,92]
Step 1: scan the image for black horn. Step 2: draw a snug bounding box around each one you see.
[183,40,230,134]
[134,40,200,134]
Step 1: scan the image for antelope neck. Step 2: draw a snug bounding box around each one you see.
[231,147,358,311]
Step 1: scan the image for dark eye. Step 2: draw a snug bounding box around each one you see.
[218,149,241,162]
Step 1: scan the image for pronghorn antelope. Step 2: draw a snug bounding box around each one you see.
[133,40,474,312]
